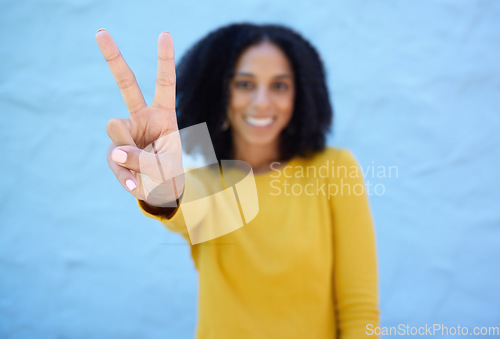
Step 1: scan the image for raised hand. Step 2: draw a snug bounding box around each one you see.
[96,29,184,207]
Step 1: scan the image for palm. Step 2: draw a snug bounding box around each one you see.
[129,106,177,149]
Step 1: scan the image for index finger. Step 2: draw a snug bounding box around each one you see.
[153,32,176,112]
[96,29,147,115]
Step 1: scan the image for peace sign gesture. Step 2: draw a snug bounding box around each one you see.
[96,30,184,207]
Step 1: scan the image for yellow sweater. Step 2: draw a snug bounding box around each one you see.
[138,147,380,338]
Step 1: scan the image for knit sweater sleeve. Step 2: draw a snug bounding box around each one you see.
[136,170,210,244]
[330,149,380,338]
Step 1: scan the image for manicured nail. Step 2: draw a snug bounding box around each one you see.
[112,149,127,163]
[125,179,137,191]
[97,28,106,33]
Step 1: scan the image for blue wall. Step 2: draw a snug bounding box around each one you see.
[1,0,499,338]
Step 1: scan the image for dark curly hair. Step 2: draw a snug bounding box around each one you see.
[176,23,333,162]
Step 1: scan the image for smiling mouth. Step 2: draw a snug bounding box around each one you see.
[244,115,275,127]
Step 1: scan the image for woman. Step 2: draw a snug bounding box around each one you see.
[97,23,379,338]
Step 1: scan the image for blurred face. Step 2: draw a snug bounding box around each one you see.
[227,41,295,150]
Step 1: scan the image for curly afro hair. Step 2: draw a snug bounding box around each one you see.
[176,23,333,162]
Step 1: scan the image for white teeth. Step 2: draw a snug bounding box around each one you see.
[245,115,274,127]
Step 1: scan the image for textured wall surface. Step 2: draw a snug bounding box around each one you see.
[1,0,499,338]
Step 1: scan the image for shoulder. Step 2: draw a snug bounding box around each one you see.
[297,147,364,183]
[305,147,359,167]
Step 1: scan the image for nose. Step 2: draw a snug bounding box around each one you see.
[252,85,271,111]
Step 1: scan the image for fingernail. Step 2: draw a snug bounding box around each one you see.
[162,31,170,35]
[126,179,137,191]
[97,28,106,33]
[112,149,127,163]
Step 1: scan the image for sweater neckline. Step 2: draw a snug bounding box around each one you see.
[252,157,299,180]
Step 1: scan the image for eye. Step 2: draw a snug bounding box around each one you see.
[272,82,289,91]
[234,80,254,90]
